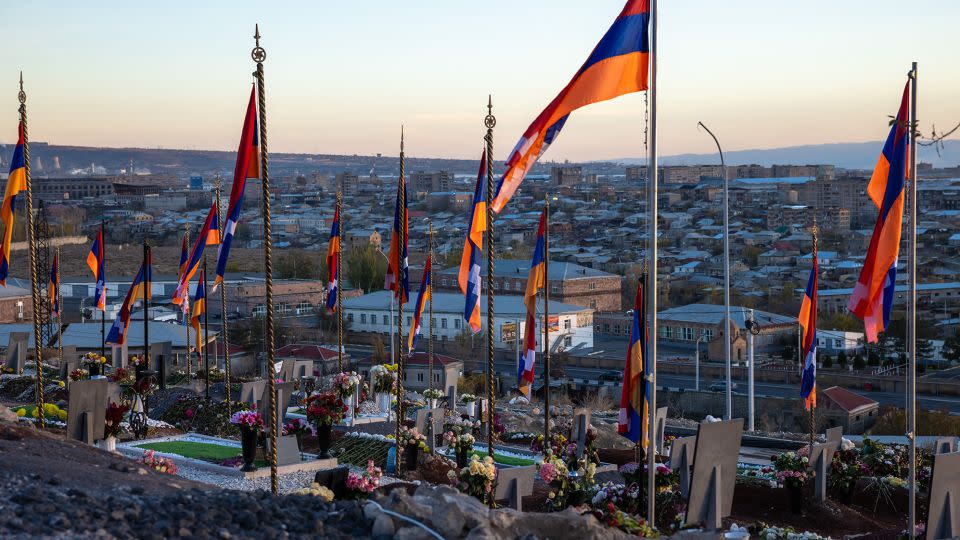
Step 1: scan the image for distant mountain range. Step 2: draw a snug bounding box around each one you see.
[617,140,960,170]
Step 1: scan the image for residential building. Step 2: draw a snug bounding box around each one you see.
[819,386,879,434]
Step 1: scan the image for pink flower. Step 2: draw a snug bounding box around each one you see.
[184,409,195,419]
[539,462,557,483]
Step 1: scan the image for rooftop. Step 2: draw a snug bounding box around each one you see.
[657,303,796,329]
[438,259,614,280]
[343,290,591,317]
[821,386,878,413]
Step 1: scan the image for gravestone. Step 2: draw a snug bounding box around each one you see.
[934,437,956,455]
[415,407,445,435]
[809,441,840,502]
[428,413,445,453]
[259,382,299,465]
[278,360,312,382]
[655,406,668,453]
[669,435,697,498]
[825,426,843,447]
[571,408,591,459]
[238,380,267,408]
[59,346,79,379]
[493,465,536,511]
[445,382,457,412]
[314,465,351,499]
[4,332,28,374]
[685,418,744,531]
[110,342,128,369]
[258,382,295,426]
[926,452,960,540]
[149,341,174,381]
[66,379,109,444]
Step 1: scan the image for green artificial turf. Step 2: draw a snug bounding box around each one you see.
[468,450,534,467]
[135,441,241,462]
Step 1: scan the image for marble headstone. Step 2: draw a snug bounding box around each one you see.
[926,452,960,540]
[685,418,744,531]
[66,379,109,444]
[493,465,536,511]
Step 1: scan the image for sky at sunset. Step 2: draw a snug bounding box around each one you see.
[2,1,958,162]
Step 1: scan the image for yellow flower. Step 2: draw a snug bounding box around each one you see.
[15,408,25,417]
[57,381,65,388]
[58,410,67,421]
[484,456,493,465]
[31,408,39,418]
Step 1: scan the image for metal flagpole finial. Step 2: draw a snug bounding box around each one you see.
[400,125,404,152]
[485,95,496,129]
[252,25,266,63]
[18,72,25,104]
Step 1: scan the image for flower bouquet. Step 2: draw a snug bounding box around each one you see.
[283,418,315,454]
[142,449,178,475]
[448,454,497,502]
[399,425,430,471]
[69,368,88,382]
[129,354,148,368]
[81,352,107,377]
[423,387,445,409]
[110,367,134,385]
[772,450,809,514]
[230,409,264,472]
[345,459,383,499]
[304,392,347,459]
[371,364,398,394]
[460,393,478,417]
[104,401,129,441]
[444,430,476,468]
[333,371,361,398]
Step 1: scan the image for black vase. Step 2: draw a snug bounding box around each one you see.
[405,445,419,471]
[135,365,145,382]
[316,423,333,459]
[787,482,804,514]
[240,426,258,472]
[456,448,468,469]
[89,363,101,377]
[838,482,856,505]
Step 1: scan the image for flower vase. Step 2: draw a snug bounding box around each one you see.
[377,392,391,415]
[89,364,101,377]
[404,445,419,471]
[344,394,356,423]
[838,482,856,505]
[465,401,476,418]
[428,398,438,410]
[135,365,145,382]
[99,435,117,453]
[240,426,258,472]
[456,447,468,469]
[316,422,333,459]
[787,482,804,514]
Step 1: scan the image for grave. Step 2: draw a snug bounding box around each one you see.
[571,408,591,460]
[493,465,536,511]
[669,435,696,498]
[826,426,842,446]
[238,380,267,408]
[655,406,668,453]
[258,382,301,466]
[809,440,840,502]
[926,451,960,540]
[445,383,457,413]
[110,342,128,369]
[4,332,28,374]
[149,341,174,386]
[58,346,79,379]
[277,359,312,382]
[414,407,445,452]
[685,418,744,531]
[66,379,109,444]
[934,437,956,455]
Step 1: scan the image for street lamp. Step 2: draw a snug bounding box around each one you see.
[375,247,396,363]
[698,121,732,421]
[694,330,705,391]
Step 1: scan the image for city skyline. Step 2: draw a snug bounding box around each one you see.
[2,1,958,162]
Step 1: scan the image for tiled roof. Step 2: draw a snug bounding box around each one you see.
[821,386,878,413]
[276,343,339,361]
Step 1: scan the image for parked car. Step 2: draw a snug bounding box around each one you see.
[598,370,621,382]
[709,381,738,392]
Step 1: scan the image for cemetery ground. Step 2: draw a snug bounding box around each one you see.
[0,364,943,539]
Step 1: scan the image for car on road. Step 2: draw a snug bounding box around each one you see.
[598,370,621,382]
[709,381,738,392]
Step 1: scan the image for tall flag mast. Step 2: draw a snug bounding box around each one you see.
[15,73,46,427]
[213,178,230,411]
[906,62,919,540]
[87,222,107,357]
[427,221,434,393]
[326,190,342,370]
[799,219,819,451]
[645,0,658,525]
[388,127,410,473]
[483,96,497,489]
[251,23,279,495]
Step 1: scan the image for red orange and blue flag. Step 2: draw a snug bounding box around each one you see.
[48,252,60,318]
[848,81,910,342]
[799,256,819,410]
[385,174,409,304]
[518,311,537,399]
[191,269,207,352]
[213,86,260,291]
[176,232,190,321]
[492,0,650,212]
[325,206,341,313]
[173,202,220,305]
[518,208,547,398]
[106,249,152,346]
[408,255,432,352]
[87,226,107,311]
[458,151,486,333]
[619,278,649,447]
[0,122,26,286]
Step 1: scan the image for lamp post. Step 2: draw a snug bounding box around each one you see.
[694,331,705,391]
[698,121,731,420]
[376,247,396,363]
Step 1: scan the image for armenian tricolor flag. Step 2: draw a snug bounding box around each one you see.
[176,232,190,321]
[87,226,107,310]
[173,202,220,305]
[408,255,431,352]
[385,174,409,304]
[492,0,650,212]
[325,206,341,313]
[799,256,818,410]
[48,252,60,318]
[518,312,537,399]
[0,122,26,286]
[105,250,152,346]
[213,85,260,291]
[847,81,910,342]
[619,278,649,447]
[191,269,207,352]
[518,208,547,397]
[458,150,486,334]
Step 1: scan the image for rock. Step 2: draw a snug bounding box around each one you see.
[0,405,18,423]
[394,526,434,540]
[371,513,395,538]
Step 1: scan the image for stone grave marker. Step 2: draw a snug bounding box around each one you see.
[429,413,446,454]
[493,465,536,511]
[685,418,744,531]
[149,341,174,378]
[315,465,351,499]
[571,408,591,459]
[292,360,312,380]
[238,380,267,408]
[59,346,79,379]
[445,382,457,412]
[934,437,956,455]
[110,342,129,369]
[809,440,840,502]
[260,382,299,465]
[4,332,28,374]
[415,407,445,452]
[66,379,109,444]
[825,426,843,447]
[655,406,668,453]
[669,435,697,498]
[926,451,960,540]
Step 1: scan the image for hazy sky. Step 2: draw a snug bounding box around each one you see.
[2,1,958,161]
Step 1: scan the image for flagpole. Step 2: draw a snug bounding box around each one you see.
[428,220,434,393]
[646,0,659,525]
[809,220,818,453]
[143,241,151,385]
[337,189,344,373]
[215,178,231,414]
[395,127,406,475]
[20,73,45,429]
[543,197,551,446]
[484,95,497,482]
[56,246,62,372]
[907,60,918,540]
[251,24,278,495]
[203,258,210,401]
[100,219,106,360]
[184,224,191,377]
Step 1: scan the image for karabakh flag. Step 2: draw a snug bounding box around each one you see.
[408,255,432,352]
[458,150,486,333]
[0,122,26,286]
[325,206,341,313]
[491,0,650,212]
[384,174,409,304]
[191,269,207,352]
[517,311,537,398]
[524,208,547,314]
[173,202,220,305]
[847,81,910,343]
[619,278,649,447]
[176,232,190,322]
[105,250,152,345]
[87,226,107,310]
[799,256,818,410]
[213,85,260,291]
[48,252,60,318]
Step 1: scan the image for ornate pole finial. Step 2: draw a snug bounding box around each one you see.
[18,71,26,105]
[485,95,496,129]
[400,125,404,153]
[251,25,266,63]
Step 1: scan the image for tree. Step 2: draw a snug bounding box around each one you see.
[277,251,322,279]
[821,353,833,369]
[345,243,387,293]
[868,349,880,366]
[837,350,847,368]
[917,338,935,368]
[818,313,861,332]
[853,354,866,370]
[371,334,388,363]
[943,332,960,363]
